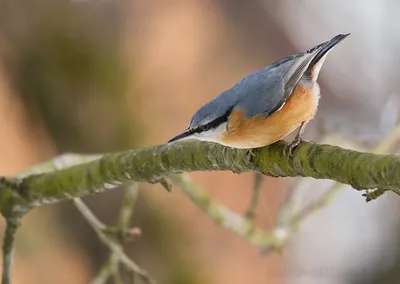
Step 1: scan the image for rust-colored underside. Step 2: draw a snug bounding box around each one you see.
[221,84,319,148]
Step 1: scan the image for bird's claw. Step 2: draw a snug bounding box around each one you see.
[284,137,303,157]
[362,189,385,202]
[247,149,256,157]
[246,149,256,166]
[362,190,374,202]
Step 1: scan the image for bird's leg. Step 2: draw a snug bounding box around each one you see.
[247,149,256,156]
[246,148,256,167]
[285,121,307,157]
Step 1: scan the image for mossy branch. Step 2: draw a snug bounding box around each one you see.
[1,139,400,283]
[1,140,400,218]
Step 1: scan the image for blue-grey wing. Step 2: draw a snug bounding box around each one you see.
[233,70,285,118]
[233,52,316,118]
[188,42,324,128]
[174,34,347,140]
[188,53,312,129]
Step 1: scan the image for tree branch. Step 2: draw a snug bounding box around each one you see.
[91,183,142,283]
[73,198,156,284]
[245,173,263,220]
[1,137,399,283]
[1,218,19,284]
[272,126,400,252]
[170,174,285,250]
[1,140,400,218]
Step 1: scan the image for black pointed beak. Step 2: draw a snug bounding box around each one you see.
[168,130,192,143]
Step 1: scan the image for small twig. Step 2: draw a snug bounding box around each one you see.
[73,198,156,284]
[171,174,284,250]
[110,253,123,284]
[149,177,172,192]
[276,181,299,226]
[90,183,140,283]
[23,153,134,283]
[130,269,138,284]
[288,126,400,226]
[289,182,343,227]
[362,188,387,202]
[272,124,400,253]
[262,128,400,255]
[245,173,263,220]
[91,257,114,284]
[117,184,139,236]
[74,198,106,231]
[91,249,124,284]
[2,218,19,284]
[116,184,142,281]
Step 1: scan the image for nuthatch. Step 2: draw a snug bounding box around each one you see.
[169,34,350,154]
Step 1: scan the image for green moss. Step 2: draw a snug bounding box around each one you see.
[2,139,400,218]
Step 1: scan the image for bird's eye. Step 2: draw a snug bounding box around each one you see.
[200,126,206,131]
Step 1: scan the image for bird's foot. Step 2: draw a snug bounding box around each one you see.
[247,149,256,157]
[362,188,386,202]
[246,149,257,166]
[362,190,374,202]
[284,137,303,157]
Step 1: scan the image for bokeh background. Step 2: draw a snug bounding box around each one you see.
[1,0,400,283]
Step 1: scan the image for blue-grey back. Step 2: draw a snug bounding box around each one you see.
[188,46,323,130]
[189,55,305,130]
[232,66,285,117]
[181,34,349,135]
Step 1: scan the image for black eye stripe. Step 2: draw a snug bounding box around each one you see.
[191,106,233,134]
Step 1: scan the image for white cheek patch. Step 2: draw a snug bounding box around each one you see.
[192,122,227,143]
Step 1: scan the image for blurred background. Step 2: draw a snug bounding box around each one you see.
[1,0,400,283]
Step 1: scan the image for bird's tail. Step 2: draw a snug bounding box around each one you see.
[305,33,350,81]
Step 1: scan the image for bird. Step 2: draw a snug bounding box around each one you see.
[168,33,350,155]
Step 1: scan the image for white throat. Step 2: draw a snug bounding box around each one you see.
[190,122,227,142]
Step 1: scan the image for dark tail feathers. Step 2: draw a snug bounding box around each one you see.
[305,33,350,77]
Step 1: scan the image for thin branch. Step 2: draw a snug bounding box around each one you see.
[91,257,114,284]
[16,153,143,282]
[2,218,19,284]
[73,198,156,284]
[90,183,140,284]
[74,198,106,231]
[245,173,263,220]
[116,184,141,281]
[289,182,343,227]
[275,136,363,227]
[171,174,285,250]
[288,125,400,226]
[268,125,400,253]
[110,253,123,284]
[117,184,139,235]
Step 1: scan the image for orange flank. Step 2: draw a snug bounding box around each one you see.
[221,84,320,148]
